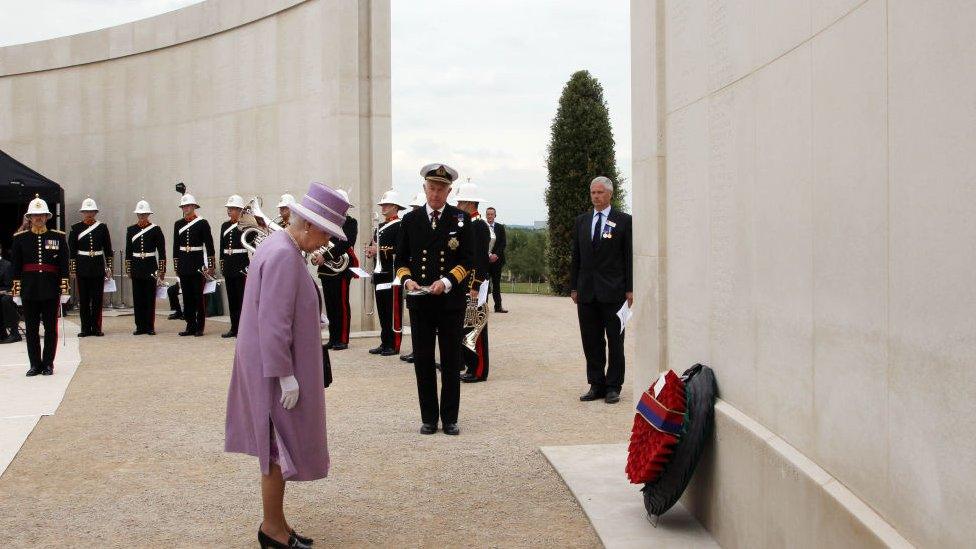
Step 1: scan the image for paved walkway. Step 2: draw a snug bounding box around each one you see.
[0,293,702,547]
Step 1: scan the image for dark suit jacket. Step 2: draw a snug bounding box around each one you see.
[394,204,474,311]
[570,208,633,304]
[489,222,507,268]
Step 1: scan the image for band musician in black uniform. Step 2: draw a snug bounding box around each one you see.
[10,195,69,376]
[395,163,474,436]
[125,200,166,335]
[366,189,406,356]
[173,193,215,337]
[220,195,249,338]
[316,191,358,351]
[454,182,492,383]
[68,197,113,337]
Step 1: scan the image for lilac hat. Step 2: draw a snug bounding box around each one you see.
[288,182,352,239]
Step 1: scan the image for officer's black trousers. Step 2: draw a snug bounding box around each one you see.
[321,275,351,345]
[225,276,246,333]
[77,275,104,334]
[461,324,490,380]
[178,272,206,333]
[131,278,157,332]
[489,264,504,310]
[375,284,403,352]
[23,298,58,369]
[576,299,626,392]
[409,303,464,425]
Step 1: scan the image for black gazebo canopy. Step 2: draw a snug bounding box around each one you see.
[0,148,65,252]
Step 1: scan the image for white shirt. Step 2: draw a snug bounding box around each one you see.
[423,203,453,292]
[591,205,611,237]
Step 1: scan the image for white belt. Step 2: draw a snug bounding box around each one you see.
[77,250,104,256]
[180,246,204,252]
[132,252,158,259]
[224,249,248,255]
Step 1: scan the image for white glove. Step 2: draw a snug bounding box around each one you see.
[279,375,300,410]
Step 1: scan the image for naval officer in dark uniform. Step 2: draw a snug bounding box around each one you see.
[395,163,474,435]
[10,195,69,376]
[125,199,166,335]
[454,182,492,383]
[68,197,113,337]
[172,193,215,336]
[220,195,249,338]
[366,189,406,356]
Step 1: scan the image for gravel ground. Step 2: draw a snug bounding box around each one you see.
[0,293,635,547]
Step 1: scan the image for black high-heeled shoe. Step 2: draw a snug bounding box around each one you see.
[258,528,310,548]
[290,529,313,545]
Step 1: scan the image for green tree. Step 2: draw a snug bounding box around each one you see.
[506,228,548,282]
[544,70,624,295]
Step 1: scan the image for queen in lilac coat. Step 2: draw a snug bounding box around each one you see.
[225,229,329,480]
[225,182,351,547]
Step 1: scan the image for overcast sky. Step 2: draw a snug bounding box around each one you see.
[0,0,631,226]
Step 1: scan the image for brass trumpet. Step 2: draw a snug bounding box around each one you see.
[462,296,490,353]
[238,197,282,253]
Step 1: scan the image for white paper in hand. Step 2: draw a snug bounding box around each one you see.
[13,296,22,306]
[349,267,370,278]
[477,280,490,307]
[155,284,169,300]
[103,278,117,293]
[616,302,632,334]
[203,279,217,294]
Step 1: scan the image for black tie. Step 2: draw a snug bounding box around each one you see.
[592,212,603,247]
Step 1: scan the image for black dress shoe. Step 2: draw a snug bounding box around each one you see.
[419,423,437,435]
[93,331,104,337]
[289,529,313,546]
[258,527,310,549]
[168,312,183,320]
[42,366,53,376]
[26,367,41,377]
[194,331,205,337]
[77,332,89,338]
[324,342,334,350]
[133,330,146,335]
[605,390,620,404]
[146,331,156,336]
[380,348,398,356]
[495,308,509,313]
[0,333,22,344]
[221,331,237,338]
[178,330,194,336]
[368,345,384,354]
[401,353,414,363]
[460,373,483,383]
[579,388,606,401]
[443,423,460,436]
[331,343,348,351]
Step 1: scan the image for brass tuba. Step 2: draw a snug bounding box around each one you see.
[462,297,490,353]
[238,197,282,253]
[313,241,350,276]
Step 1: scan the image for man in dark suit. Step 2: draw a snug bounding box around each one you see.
[485,207,508,313]
[317,196,358,351]
[570,176,633,404]
[68,197,113,337]
[0,243,21,343]
[125,200,166,335]
[219,195,249,338]
[395,163,474,435]
[173,193,215,337]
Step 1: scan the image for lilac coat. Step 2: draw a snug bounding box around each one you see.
[225,230,329,481]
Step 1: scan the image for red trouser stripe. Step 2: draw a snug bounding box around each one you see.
[475,332,485,378]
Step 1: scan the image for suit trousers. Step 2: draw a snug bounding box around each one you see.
[178,272,206,333]
[321,275,351,345]
[131,278,157,332]
[77,275,104,334]
[461,324,490,380]
[577,299,626,392]
[489,264,504,310]
[375,284,403,352]
[224,276,246,333]
[168,282,182,313]
[409,303,464,425]
[24,298,58,369]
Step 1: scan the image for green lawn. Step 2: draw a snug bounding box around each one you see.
[502,281,554,295]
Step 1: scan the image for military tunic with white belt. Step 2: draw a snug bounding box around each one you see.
[68,220,113,336]
[10,227,69,373]
[219,220,249,335]
[125,222,166,334]
[173,215,215,335]
[372,217,403,353]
